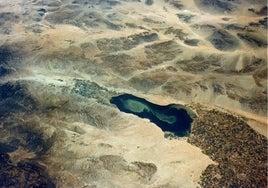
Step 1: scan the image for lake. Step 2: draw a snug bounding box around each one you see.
[110,94,195,137]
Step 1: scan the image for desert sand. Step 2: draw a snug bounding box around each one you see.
[0,0,267,187]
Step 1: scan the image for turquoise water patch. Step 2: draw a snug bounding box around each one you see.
[124,99,150,113]
[110,94,195,137]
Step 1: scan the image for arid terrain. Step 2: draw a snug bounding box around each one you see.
[0,0,267,187]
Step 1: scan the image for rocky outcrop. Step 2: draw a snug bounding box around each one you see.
[0,159,55,188]
[0,0,267,187]
[144,40,183,64]
[0,82,37,114]
[96,32,158,52]
[237,32,267,48]
[207,29,239,51]
[194,0,236,13]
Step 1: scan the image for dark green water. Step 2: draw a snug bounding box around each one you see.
[110,94,195,137]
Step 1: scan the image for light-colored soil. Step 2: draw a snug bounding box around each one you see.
[0,0,267,187]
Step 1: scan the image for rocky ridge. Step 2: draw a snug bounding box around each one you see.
[0,0,267,187]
